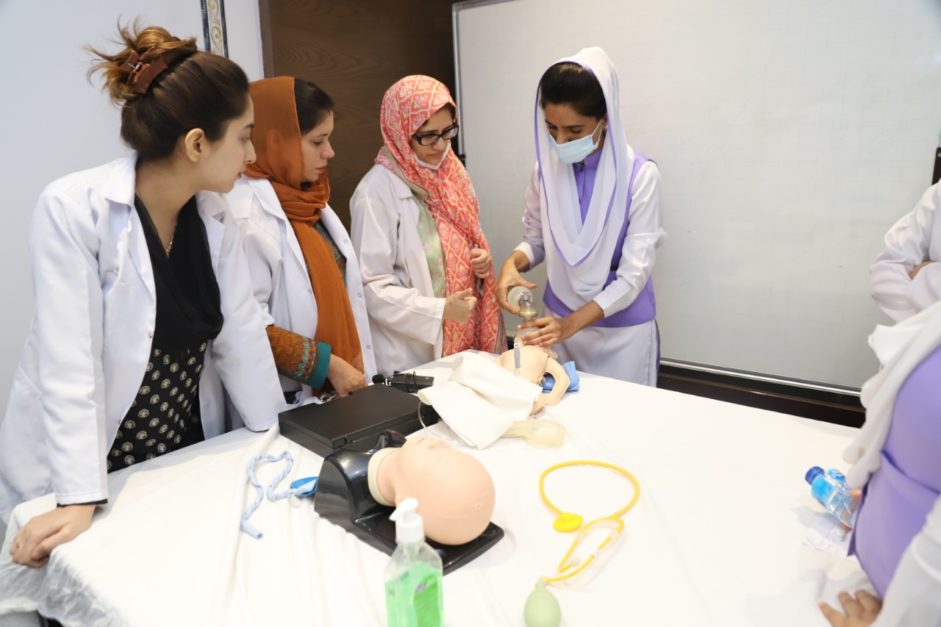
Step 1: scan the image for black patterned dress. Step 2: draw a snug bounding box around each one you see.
[106,194,223,474]
[107,342,208,472]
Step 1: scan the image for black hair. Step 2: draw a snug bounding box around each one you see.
[538,62,606,119]
[294,79,335,134]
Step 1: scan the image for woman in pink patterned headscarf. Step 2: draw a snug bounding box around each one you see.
[350,75,504,375]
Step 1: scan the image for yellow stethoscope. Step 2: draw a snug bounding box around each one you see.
[524,460,641,627]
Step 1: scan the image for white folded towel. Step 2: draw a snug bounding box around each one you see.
[417,352,542,448]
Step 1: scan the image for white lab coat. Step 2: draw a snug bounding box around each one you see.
[0,157,286,523]
[515,161,665,384]
[871,183,941,322]
[224,177,376,400]
[349,164,446,375]
[842,299,941,626]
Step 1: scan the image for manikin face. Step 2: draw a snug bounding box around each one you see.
[197,96,256,193]
[396,437,459,475]
[390,437,495,545]
[300,111,336,184]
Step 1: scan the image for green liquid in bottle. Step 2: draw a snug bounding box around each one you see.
[385,560,443,627]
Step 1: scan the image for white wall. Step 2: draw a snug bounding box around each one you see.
[224,0,265,81]
[0,0,263,409]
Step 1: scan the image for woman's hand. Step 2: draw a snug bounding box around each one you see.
[10,504,96,568]
[470,247,492,279]
[444,288,477,324]
[518,315,572,348]
[819,590,882,627]
[496,255,536,312]
[327,355,367,397]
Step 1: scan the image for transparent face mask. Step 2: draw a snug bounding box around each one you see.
[415,143,451,170]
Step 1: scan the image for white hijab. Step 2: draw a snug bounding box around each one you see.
[535,47,636,301]
[844,298,941,487]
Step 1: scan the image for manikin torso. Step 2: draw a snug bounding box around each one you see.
[497,345,570,415]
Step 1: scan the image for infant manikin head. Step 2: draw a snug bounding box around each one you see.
[497,345,570,414]
[367,437,495,545]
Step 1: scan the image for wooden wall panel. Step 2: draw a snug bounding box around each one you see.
[259,0,455,226]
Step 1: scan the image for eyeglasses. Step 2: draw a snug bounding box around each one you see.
[412,123,459,147]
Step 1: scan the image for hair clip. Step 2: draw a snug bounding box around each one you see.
[121,49,169,95]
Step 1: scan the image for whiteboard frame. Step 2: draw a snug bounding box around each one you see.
[452,0,518,157]
[452,0,858,392]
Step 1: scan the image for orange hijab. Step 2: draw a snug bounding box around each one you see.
[245,76,362,372]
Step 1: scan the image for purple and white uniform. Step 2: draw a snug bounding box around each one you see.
[842,302,941,624]
[514,47,665,384]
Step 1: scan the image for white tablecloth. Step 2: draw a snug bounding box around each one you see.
[0,361,868,626]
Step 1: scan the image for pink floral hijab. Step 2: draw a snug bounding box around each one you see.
[375,75,504,355]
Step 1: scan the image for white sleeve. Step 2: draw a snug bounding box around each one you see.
[593,161,667,316]
[227,197,279,327]
[30,190,109,504]
[873,494,941,626]
[350,179,445,346]
[871,185,941,322]
[210,216,286,431]
[514,164,546,268]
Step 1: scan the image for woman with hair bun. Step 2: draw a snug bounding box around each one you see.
[1,24,285,567]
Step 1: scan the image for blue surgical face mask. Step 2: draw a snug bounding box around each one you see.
[550,119,605,165]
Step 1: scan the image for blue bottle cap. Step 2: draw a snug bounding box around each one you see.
[805,466,824,485]
[827,468,846,483]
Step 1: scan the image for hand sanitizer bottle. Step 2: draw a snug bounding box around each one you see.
[385,498,443,627]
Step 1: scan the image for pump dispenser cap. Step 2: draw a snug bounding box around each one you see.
[390,497,425,544]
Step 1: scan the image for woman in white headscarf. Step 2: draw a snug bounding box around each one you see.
[816,302,941,626]
[496,47,666,384]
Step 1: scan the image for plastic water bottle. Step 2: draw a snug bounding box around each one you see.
[805,466,858,529]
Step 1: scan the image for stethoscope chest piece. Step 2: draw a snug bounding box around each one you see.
[552,512,583,532]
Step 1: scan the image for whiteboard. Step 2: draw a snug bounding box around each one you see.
[454,0,941,388]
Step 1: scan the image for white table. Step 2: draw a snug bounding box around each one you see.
[0,360,867,626]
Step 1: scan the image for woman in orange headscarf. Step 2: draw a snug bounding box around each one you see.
[350,75,504,375]
[225,77,375,401]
